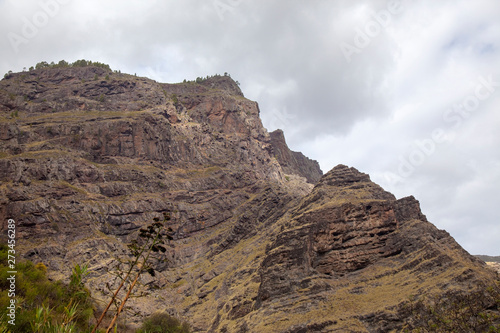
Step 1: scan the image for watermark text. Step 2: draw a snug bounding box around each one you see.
[5,219,17,326]
[7,0,71,53]
[385,74,498,184]
[340,0,404,63]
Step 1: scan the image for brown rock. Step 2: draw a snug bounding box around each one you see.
[270,129,323,183]
[1,66,498,332]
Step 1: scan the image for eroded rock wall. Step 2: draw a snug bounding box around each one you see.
[1,68,497,332]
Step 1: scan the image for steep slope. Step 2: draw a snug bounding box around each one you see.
[241,165,498,332]
[1,65,498,332]
[0,67,292,240]
[270,129,322,184]
[0,65,316,329]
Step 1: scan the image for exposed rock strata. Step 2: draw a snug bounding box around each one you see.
[1,67,498,332]
[245,166,497,332]
[270,129,322,184]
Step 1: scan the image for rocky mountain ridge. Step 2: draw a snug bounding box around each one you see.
[1,65,498,332]
[270,129,322,184]
[476,255,500,263]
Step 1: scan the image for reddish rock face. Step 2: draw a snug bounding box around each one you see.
[309,200,400,275]
[252,165,497,332]
[0,66,316,329]
[270,129,323,184]
[1,67,498,332]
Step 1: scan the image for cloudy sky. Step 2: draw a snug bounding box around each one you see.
[1,0,499,255]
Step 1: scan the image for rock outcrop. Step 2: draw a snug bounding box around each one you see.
[0,66,317,329]
[244,165,496,332]
[1,65,498,332]
[270,129,323,184]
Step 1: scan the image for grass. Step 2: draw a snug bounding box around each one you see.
[0,245,94,332]
[170,279,188,290]
[2,149,70,160]
[184,166,221,179]
[13,108,154,130]
[58,181,88,195]
[211,212,499,332]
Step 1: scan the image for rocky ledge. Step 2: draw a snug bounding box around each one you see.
[270,129,322,184]
[1,65,498,332]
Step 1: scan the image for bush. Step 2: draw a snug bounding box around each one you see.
[170,94,179,106]
[137,313,191,333]
[0,244,94,332]
[32,59,112,71]
[3,70,13,79]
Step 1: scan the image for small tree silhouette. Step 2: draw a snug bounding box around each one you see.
[91,212,174,333]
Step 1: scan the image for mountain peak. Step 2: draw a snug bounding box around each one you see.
[269,129,323,184]
[1,62,498,332]
[321,164,370,185]
[310,164,395,204]
[198,74,244,97]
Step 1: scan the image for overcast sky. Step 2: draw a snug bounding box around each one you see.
[1,0,499,255]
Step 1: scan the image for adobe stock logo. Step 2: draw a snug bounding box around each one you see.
[384,74,498,185]
[7,0,71,54]
[340,0,404,63]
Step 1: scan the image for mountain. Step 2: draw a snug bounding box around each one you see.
[1,64,498,332]
[269,129,322,184]
[476,255,500,263]
[476,256,500,274]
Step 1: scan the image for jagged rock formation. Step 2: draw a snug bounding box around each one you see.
[248,165,497,332]
[270,129,322,184]
[1,66,498,332]
[0,68,289,237]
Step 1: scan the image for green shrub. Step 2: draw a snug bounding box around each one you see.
[170,94,179,106]
[3,70,13,79]
[0,244,94,332]
[137,313,191,333]
[32,59,111,71]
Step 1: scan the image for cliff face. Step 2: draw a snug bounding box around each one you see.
[0,68,290,238]
[1,66,498,332]
[270,129,323,184]
[0,67,315,329]
[249,166,495,332]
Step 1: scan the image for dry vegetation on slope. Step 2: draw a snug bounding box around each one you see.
[1,63,498,332]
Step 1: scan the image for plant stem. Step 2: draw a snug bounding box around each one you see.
[105,271,141,333]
